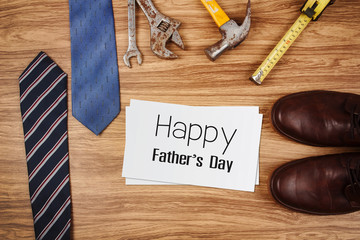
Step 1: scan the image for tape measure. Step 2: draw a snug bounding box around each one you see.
[250,0,335,85]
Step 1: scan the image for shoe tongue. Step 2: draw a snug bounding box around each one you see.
[345,184,360,207]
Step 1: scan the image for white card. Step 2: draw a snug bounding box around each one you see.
[122,100,262,192]
[126,100,260,186]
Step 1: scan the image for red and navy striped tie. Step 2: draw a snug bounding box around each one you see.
[19,52,72,240]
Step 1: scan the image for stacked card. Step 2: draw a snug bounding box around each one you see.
[122,100,263,192]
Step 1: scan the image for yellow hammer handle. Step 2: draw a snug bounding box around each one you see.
[200,0,230,27]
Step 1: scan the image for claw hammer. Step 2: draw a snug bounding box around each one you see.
[200,0,251,61]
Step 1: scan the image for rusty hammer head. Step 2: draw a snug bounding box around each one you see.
[205,0,251,61]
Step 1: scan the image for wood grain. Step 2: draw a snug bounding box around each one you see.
[1,0,360,239]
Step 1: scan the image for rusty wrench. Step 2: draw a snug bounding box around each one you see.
[136,0,184,59]
[123,0,142,68]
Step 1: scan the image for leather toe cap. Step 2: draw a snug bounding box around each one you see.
[270,154,360,215]
[270,162,304,212]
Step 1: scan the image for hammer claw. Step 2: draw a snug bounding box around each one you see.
[242,0,251,36]
[203,0,251,61]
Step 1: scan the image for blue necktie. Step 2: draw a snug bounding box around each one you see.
[19,52,71,240]
[69,0,120,135]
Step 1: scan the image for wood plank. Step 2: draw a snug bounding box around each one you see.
[1,0,360,239]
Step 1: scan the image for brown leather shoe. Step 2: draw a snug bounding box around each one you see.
[270,153,360,215]
[271,90,360,146]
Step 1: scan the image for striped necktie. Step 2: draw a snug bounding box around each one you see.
[69,0,120,135]
[19,52,72,240]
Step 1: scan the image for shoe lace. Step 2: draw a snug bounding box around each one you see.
[350,105,360,138]
[346,158,360,194]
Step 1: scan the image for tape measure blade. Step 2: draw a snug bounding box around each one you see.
[251,14,311,84]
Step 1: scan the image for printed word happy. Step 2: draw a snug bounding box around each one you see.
[155,114,237,155]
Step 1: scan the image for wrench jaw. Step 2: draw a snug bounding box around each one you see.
[149,18,184,59]
[171,30,185,50]
[136,0,185,60]
[123,47,143,68]
[150,42,177,59]
[148,16,184,59]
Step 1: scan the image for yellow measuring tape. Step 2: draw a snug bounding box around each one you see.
[250,0,335,85]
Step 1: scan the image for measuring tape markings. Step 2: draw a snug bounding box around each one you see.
[252,14,312,84]
[250,0,335,85]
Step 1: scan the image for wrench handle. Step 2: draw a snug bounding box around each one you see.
[128,0,136,44]
[200,0,230,28]
[136,0,158,21]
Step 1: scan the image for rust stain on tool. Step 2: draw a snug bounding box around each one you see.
[137,0,185,59]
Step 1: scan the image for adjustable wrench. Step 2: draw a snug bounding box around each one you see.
[136,0,184,59]
[123,0,142,68]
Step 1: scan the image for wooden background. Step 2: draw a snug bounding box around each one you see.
[1,0,360,239]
